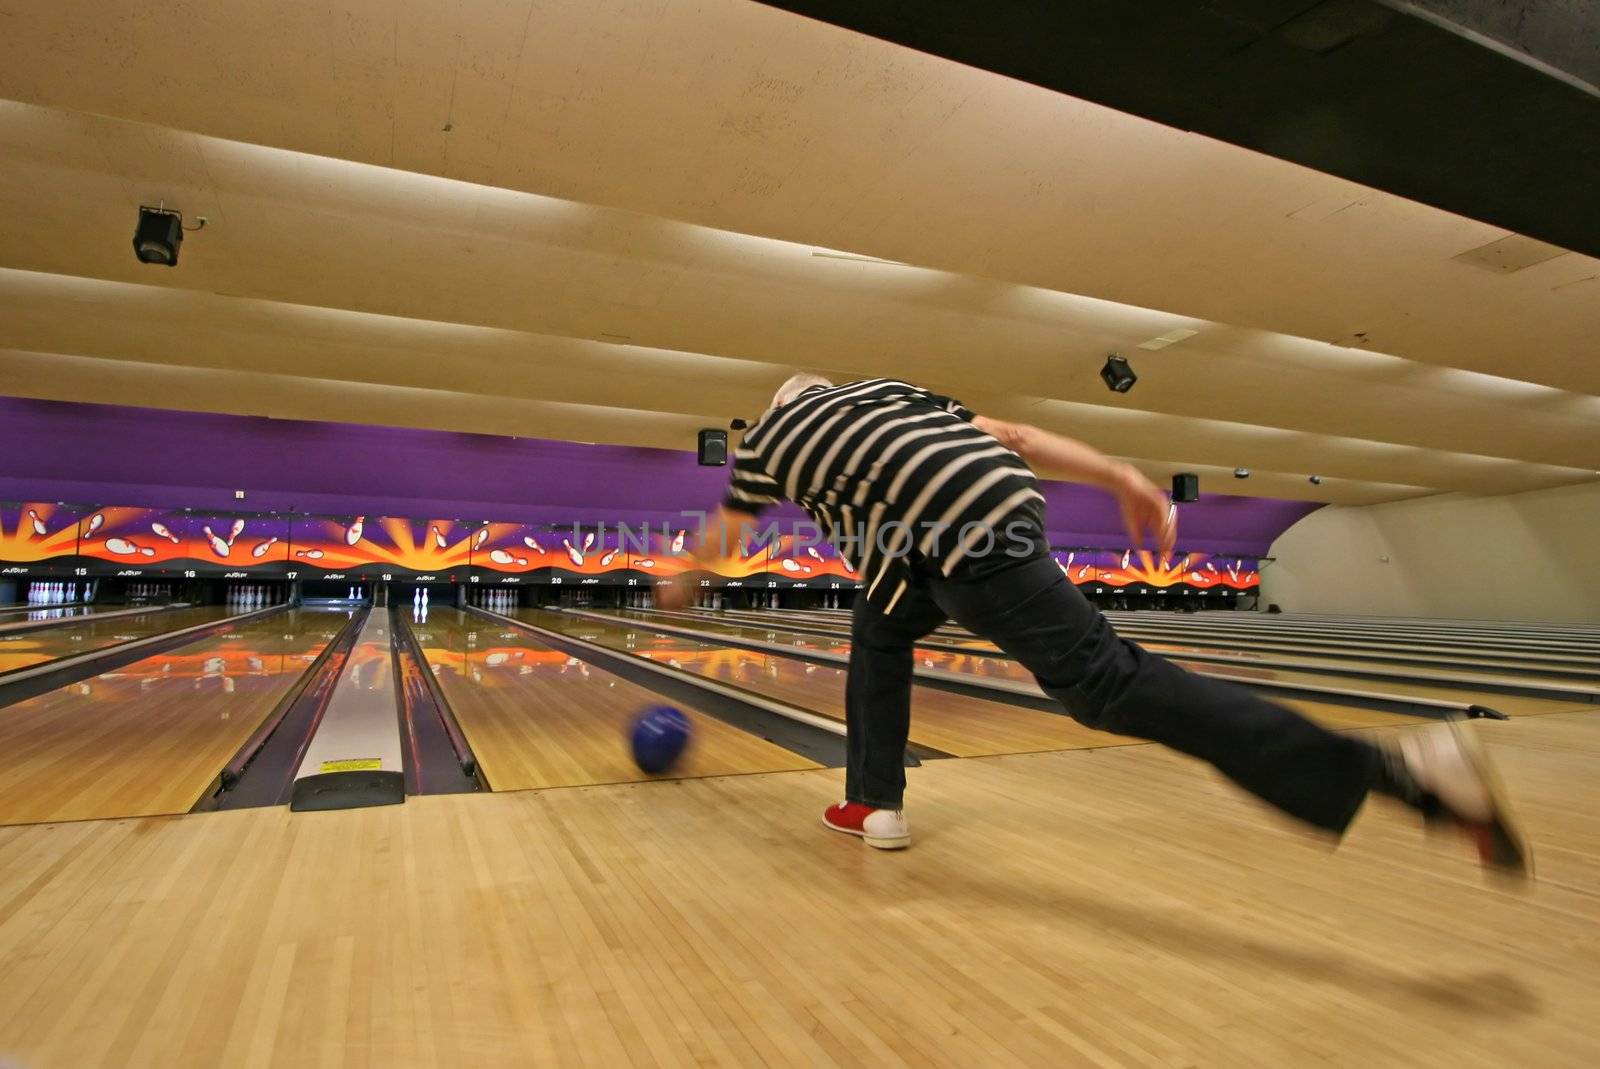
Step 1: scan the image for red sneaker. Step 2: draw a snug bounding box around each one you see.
[822,801,910,850]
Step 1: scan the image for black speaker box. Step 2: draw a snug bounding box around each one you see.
[1172,473,1199,502]
[697,429,728,466]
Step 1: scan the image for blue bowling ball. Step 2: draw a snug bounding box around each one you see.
[630,704,692,774]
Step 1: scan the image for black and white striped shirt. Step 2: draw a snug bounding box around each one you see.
[723,379,1044,614]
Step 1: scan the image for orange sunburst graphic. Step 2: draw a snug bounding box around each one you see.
[287,516,476,573]
[0,503,82,563]
[1053,549,1259,590]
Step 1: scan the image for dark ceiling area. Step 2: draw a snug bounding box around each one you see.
[755,0,1600,259]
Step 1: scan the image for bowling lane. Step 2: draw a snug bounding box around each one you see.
[520,609,1157,758]
[647,609,1600,698]
[0,606,243,677]
[0,604,88,621]
[646,609,1595,718]
[0,608,349,826]
[409,608,820,791]
[745,606,1600,660]
[714,606,1600,679]
[600,611,1460,732]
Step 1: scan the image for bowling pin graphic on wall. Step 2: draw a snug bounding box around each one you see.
[203,525,231,557]
[345,516,365,546]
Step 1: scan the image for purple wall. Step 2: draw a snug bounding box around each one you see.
[0,396,1316,554]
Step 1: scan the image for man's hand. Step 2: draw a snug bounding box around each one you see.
[656,580,690,612]
[1112,464,1177,559]
[655,505,753,612]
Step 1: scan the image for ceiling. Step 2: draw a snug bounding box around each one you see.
[0,0,1596,507]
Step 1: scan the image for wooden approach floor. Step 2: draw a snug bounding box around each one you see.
[0,712,1596,1067]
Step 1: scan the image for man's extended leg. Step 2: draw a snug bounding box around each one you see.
[928,547,1529,875]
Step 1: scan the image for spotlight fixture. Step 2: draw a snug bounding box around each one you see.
[1308,474,1323,485]
[1100,353,1137,393]
[132,206,184,266]
[1233,468,1251,479]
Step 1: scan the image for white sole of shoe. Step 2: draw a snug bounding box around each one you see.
[1445,718,1533,880]
[821,816,911,850]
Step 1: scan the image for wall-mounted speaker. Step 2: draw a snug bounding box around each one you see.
[1172,472,1199,502]
[697,429,728,466]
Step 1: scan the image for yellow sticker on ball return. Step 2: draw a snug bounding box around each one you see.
[320,758,382,773]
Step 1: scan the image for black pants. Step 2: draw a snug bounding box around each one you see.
[844,536,1381,832]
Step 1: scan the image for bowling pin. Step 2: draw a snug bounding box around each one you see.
[582,532,595,552]
[345,516,365,546]
[106,537,140,555]
[599,548,618,567]
[524,535,543,553]
[431,525,448,549]
[563,539,584,567]
[295,549,324,559]
[228,519,246,545]
[252,536,279,558]
[474,528,490,551]
[150,521,179,543]
[489,548,515,565]
[203,526,231,557]
[421,588,429,608]
[780,559,800,572]
[85,513,105,536]
[670,529,686,553]
[26,509,47,536]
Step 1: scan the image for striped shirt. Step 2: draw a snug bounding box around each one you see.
[723,379,1044,615]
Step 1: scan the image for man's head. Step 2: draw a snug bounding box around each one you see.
[770,372,833,411]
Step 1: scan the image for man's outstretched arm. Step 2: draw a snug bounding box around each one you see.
[973,415,1177,557]
[657,505,757,610]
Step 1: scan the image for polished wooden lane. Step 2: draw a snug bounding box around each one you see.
[694,609,1600,707]
[412,609,819,791]
[0,712,1594,1066]
[653,607,1600,689]
[0,605,237,676]
[727,606,1600,664]
[678,607,1600,685]
[0,609,346,826]
[0,602,90,620]
[523,609,1403,752]
[613,610,1590,727]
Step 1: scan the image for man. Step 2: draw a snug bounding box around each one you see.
[668,373,1529,878]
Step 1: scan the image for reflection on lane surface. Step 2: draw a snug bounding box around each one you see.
[0,609,350,825]
[516,608,1145,760]
[407,608,819,790]
[0,606,252,676]
[610,609,1040,686]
